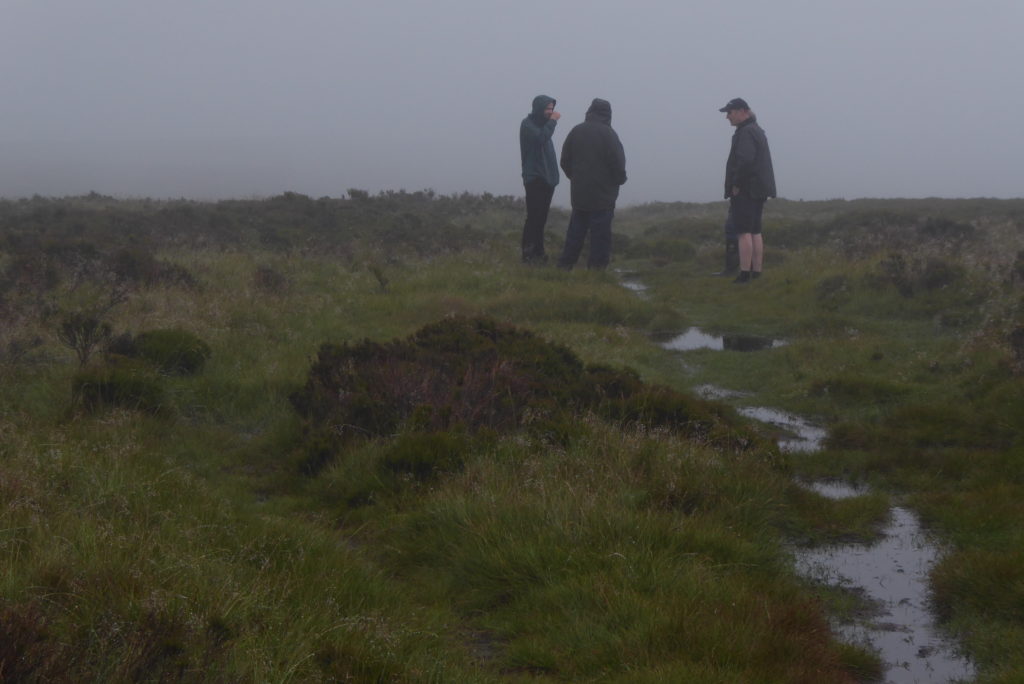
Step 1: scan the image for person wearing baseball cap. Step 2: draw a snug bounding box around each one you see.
[720,97,776,283]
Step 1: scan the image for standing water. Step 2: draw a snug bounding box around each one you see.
[796,484,975,683]
[621,272,976,681]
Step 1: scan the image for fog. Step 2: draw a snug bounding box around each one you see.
[2,0,1021,206]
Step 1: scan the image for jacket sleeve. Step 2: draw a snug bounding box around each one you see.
[522,118,556,148]
[538,118,556,143]
[732,128,758,188]
[560,130,574,179]
[610,133,627,186]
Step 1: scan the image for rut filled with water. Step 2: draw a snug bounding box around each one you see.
[623,275,976,682]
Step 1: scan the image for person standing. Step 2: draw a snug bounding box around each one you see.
[720,97,776,283]
[557,98,627,270]
[519,95,561,264]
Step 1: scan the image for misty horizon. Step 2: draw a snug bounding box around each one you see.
[3,1,1021,206]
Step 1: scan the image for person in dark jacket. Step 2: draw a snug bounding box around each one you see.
[557,98,627,270]
[720,97,776,283]
[519,95,561,264]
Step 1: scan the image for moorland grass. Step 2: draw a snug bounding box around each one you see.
[2,193,1023,681]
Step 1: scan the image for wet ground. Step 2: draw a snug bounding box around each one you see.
[797,484,975,683]
[656,328,785,352]
[618,274,975,682]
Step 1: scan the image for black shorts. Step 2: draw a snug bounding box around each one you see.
[728,195,765,235]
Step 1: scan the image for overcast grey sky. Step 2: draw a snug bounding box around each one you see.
[1,0,1020,205]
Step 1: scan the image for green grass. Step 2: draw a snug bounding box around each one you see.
[2,193,1023,681]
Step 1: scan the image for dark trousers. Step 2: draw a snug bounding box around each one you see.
[522,179,555,262]
[558,208,614,270]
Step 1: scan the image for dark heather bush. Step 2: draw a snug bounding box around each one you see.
[291,316,766,470]
[107,248,197,288]
[134,329,212,375]
[72,362,166,414]
[104,332,138,358]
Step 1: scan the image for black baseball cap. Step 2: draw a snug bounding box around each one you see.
[718,98,750,112]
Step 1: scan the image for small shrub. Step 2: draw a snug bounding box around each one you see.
[105,331,138,358]
[874,252,914,297]
[56,312,112,367]
[72,362,166,414]
[108,248,197,288]
[109,248,163,284]
[135,329,212,375]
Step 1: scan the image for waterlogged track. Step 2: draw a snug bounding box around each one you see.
[620,274,975,683]
[798,484,975,684]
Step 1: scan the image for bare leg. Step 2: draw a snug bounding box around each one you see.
[751,234,764,272]
[737,233,753,272]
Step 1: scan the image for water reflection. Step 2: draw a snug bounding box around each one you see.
[657,328,783,352]
[620,279,647,295]
[796,503,975,683]
[806,480,869,500]
[737,406,827,453]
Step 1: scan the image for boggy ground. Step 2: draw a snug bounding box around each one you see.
[615,197,1024,681]
[1,191,1022,681]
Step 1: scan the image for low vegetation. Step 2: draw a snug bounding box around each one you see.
[1,191,1022,681]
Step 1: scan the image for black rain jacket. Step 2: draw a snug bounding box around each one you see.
[724,115,776,200]
[560,99,627,211]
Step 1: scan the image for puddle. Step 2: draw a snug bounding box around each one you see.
[796,502,975,683]
[737,405,827,453]
[620,279,647,296]
[806,480,869,500]
[693,383,750,401]
[657,328,784,352]
[629,269,974,681]
[616,270,648,297]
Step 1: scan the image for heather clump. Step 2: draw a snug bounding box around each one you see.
[134,329,212,375]
[291,316,764,472]
[71,361,166,414]
[106,328,212,375]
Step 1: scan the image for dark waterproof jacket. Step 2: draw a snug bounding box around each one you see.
[520,95,560,187]
[724,115,776,200]
[560,99,627,211]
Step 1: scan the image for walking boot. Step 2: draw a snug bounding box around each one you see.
[733,271,751,284]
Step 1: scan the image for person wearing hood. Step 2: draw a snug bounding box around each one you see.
[519,95,561,264]
[720,97,776,283]
[556,98,627,270]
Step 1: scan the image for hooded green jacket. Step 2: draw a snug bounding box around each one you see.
[520,95,560,187]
